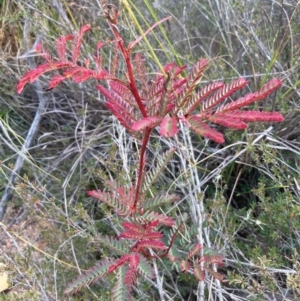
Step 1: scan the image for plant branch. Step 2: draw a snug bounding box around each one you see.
[132,128,151,211]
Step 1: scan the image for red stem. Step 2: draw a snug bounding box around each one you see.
[106,8,150,211]
[131,128,151,211]
[108,19,147,117]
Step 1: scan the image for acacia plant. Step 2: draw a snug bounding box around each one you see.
[17,2,284,300]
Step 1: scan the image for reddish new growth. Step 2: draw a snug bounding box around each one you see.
[17,2,284,298]
[17,24,283,146]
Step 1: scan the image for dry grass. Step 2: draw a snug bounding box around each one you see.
[0,0,299,300]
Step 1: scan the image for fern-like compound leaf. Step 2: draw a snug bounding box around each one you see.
[137,254,154,279]
[159,116,179,137]
[55,34,74,62]
[200,255,224,267]
[185,115,225,143]
[109,81,136,106]
[95,235,129,255]
[142,194,180,210]
[97,84,136,130]
[142,147,176,193]
[135,239,166,251]
[111,266,132,301]
[223,110,284,122]
[134,210,175,227]
[188,58,208,85]
[205,113,248,129]
[87,190,129,216]
[184,81,224,115]
[72,24,92,63]
[253,78,282,100]
[217,92,256,112]
[64,259,111,295]
[132,116,163,131]
[202,78,248,112]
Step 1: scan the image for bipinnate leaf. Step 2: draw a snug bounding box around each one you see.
[109,81,135,105]
[142,147,176,193]
[136,240,166,252]
[97,85,136,131]
[124,266,138,288]
[119,225,163,241]
[137,254,154,279]
[87,190,129,216]
[72,24,92,63]
[111,266,132,301]
[142,193,180,210]
[132,117,163,131]
[118,221,162,241]
[64,259,111,295]
[185,115,225,143]
[55,34,74,62]
[134,210,175,227]
[223,110,284,122]
[108,255,133,274]
[189,58,208,84]
[184,81,224,115]
[254,78,282,100]
[202,78,248,112]
[206,114,248,129]
[159,116,178,137]
[17,62,66,94]
[95,235,128,255]
[217,92,257,112]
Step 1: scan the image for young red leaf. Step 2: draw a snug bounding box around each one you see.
[254,78,282,100]
[132,117,162,132]
[142,232,163,240]
[124,266,138,288]
[189,58,208,84]
[200,255,224,267]
[217,93,256,112]
[118,230,143,240]
[72,24,92,63]
[207,113,248,129]
[159,116,178,137]
[17,62,72,94]
[202,78,248,112]
[129,253,140,270]
[185,115,225,143]
[48,74,67,89]
[108,255,131,274]
[223,110,284,122]
[184,81,224,115]
[122,221,142,233]
[135,239,166,251]
[55,34,74,62]
[135,211,175,227]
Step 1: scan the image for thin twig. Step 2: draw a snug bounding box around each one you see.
[0,19,47,221]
